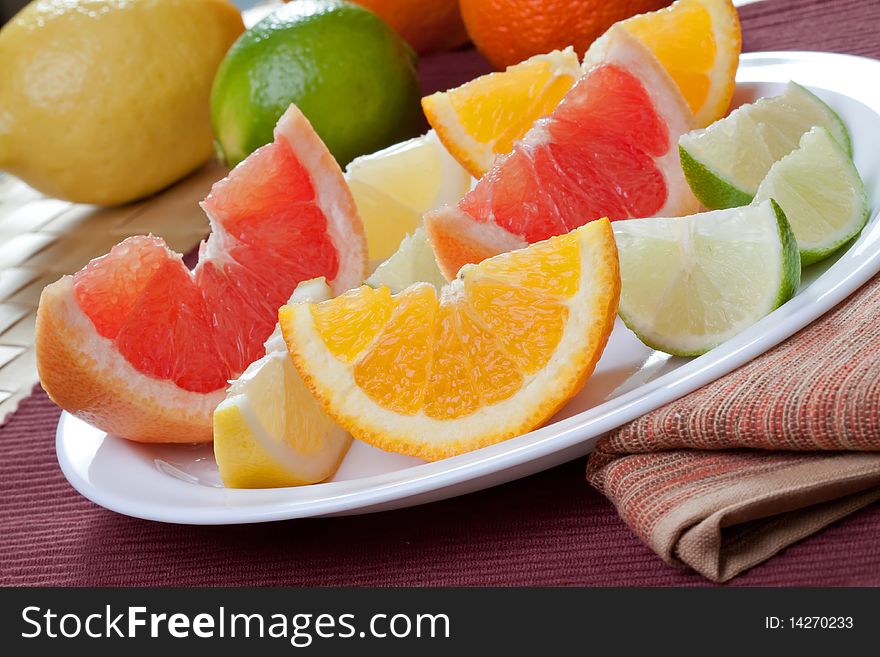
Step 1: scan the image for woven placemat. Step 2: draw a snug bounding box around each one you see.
[0,165,226,421]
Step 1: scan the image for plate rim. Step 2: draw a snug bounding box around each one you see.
[56,50,880,524]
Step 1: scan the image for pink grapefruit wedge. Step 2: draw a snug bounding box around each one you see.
[425,28,699,280]
[35,105,367,443]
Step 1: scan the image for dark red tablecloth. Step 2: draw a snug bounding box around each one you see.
[3,0,879,587]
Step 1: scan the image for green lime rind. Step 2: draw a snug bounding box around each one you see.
[679,145,754,209]
[792,178,867,269]
[211,0,423,167]
[769,199,801,307]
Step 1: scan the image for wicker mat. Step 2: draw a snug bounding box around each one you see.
[0,165,226,419]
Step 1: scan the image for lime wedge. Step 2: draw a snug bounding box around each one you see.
[614,200,800,356]
[753,126,868,266]
[679,82,851,209]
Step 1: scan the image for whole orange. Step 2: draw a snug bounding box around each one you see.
[333,0,469,54]
[459,0,674,69]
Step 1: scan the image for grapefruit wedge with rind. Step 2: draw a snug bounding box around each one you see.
[36,104,367,443]
[279,219,620,461]
[425,28,697,281]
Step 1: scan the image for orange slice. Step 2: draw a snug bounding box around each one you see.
[421,48,581,178]
[279,219,620,460]
[585,0,741,127]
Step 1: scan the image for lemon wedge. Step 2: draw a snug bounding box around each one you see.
[213,279,352,488]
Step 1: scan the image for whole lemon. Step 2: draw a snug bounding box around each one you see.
[211,0,423,168]
[0,0,244,205]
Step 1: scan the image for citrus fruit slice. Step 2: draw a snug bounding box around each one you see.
[366,227,448,293]
[35,105,367,443]
[279,219,620,461]
[679,82,851,209]
[345,131,472,265]
[585,0,741,127]
[213,279,352,488]
[422,48,582,178]
[753,127,868,267]
[425,29,698,280]
[615,200,800,356]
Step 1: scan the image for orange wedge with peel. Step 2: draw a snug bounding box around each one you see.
[422,48,581,178]
[279,219,620,461]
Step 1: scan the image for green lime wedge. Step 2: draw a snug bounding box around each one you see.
[679,82,851,209]
[615,200,801,356]
[753,126,868,267]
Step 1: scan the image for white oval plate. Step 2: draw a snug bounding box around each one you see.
[57,51,880,524]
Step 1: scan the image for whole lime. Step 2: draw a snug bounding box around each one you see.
[211,0,424,167]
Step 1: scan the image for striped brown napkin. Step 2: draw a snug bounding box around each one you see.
[586,274,880,582]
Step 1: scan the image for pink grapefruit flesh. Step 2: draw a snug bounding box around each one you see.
[426,28,698,279]
[36,104,367,442]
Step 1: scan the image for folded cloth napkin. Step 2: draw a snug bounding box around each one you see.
[586,273,880,582]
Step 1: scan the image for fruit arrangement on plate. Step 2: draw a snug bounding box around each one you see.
[9,0,869,490]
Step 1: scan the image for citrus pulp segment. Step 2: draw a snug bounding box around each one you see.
[614,200,800,356]
[344,131,472,265]
[35,105,367,443]
[679,82,852,209]
[425,29,697,281]
[422,48,582,178]
[586,0,741,127]
[366,228,448,293]
[279,220,620,461]
[753,127,868,267]
[213,279,352,488]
